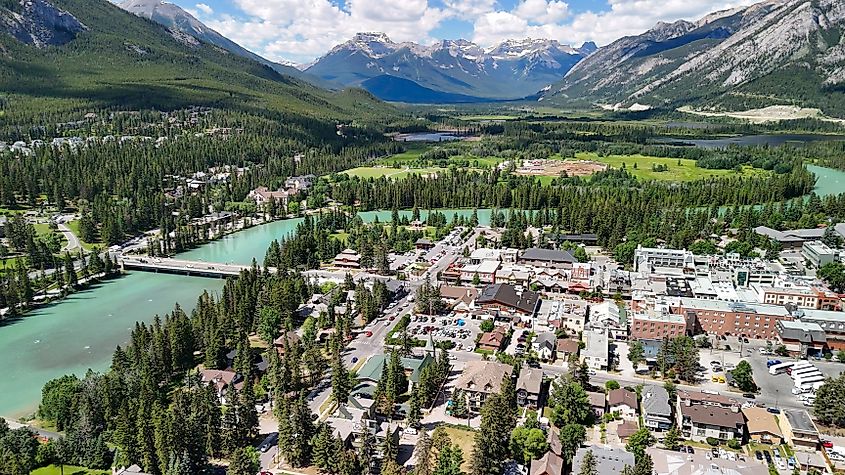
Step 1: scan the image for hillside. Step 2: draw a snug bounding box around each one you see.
[307,33,594,102]
[543,0,845,116]
[0,0,393,121]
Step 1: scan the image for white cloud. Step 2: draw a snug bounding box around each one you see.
[198,0,766,63]
[194,2,213,15]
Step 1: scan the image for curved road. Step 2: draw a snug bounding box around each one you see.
[57,222,81,252]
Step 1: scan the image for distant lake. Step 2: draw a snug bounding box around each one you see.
[393,132,462,142]
[660,134,845,149]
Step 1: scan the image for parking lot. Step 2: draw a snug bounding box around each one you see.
[407,313,481,352]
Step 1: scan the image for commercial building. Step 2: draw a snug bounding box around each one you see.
[476,283,540,317]
[781,409,820,452]
[802,241,838,268]
[776,320,827,358]
[518,247,577,269]
[630,310,688,339]
[634,246,694,273]
[572,446,634,475]
[795,309,845,350]
[742,406,784,445]
[669,298,792,339]
[756,284,840,310]
[647,447,769,475]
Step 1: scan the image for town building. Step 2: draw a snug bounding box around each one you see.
[776,320,827,358]
[477,326,508,352]
[556,339,580,362]
[475,283,540,317]
[630,309,688,339]
[535,298,587,334]
[333,249,362,269]
[669,298,793,340]
[530,451,564,475]
[247,186,292,207]
[453,360,513,414]
[795,309,845,350]
[581,331,609,370]
[585,301,627,340]
[357,354,433,394]
[572,446,634,475]
[518,247,577,269]
[754,226,821,250]
[516,367,544,408]
[439,285,478,313]
[802,241,838,268]
[634,246,694,273]
[607,388,638,420]
[676,391,743,443]
[742,406,784,445]
[642,384,672,433]
[756,284,840,310]
[781,409,820,452]
[647,447,769,475]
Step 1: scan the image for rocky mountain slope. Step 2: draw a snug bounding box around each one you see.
[0,0,393,119]
[542,0,845,116]
[117,0,306,79]
[307,32,596,102]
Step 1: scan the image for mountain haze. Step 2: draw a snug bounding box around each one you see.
[307,32,596,102]
[543,0,845,115]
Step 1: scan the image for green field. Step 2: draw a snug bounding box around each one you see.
[576,152,766,181]
[31,465,109,475]
[66,220,101,251]
[342,166,448,180]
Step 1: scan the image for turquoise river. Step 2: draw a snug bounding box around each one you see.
[1,164,844,419]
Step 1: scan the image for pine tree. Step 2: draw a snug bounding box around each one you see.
[332,349,351,406]
[414,430,434,475]
[578,450,597,475]
[663,425,681,451]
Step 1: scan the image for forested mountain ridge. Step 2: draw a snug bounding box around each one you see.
[0,0,395,121]
[543,0,845,116]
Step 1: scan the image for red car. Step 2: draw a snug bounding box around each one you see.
[365,331,373,337]
[822,440,833,449]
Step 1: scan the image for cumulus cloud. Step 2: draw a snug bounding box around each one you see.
[198,0,765,63]
[194,2,213,15]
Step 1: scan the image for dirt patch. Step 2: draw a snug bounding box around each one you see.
[516,159,608,177]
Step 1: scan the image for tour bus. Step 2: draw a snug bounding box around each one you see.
[786,361,813,375]
[794,374,825,388]
[769,361,794,375]
[791,367,821,380]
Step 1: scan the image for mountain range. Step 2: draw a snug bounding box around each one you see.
[305,33,597,103]
[542,0,845,116]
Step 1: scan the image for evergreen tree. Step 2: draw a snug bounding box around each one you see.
[578,450,597,475]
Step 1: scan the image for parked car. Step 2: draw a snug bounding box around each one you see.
[742,393,756,399]
[755,451,763,461]
[822,440,834,449]
[365,331,373,337]
[767,407,781,414]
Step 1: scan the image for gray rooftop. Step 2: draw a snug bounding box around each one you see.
[777,320,826,344]
[784,409,819,436]
[642,384,672,418]
[520,247,577,264]
[572,446,634,475]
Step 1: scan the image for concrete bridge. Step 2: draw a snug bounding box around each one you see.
[120,257,268,278]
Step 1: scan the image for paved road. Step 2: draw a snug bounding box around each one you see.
[56,222,81,252]
[5,420,61,440]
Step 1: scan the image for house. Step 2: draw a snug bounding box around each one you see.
[357,354,434,394]
[284,174,315,191]
[326,405,400,454]
[516,367,544,408]
[678,403,744,443]
[647,447,769,475]
[641,385,672,432]
[453,360,513,414]
[439,285,478,313]
[781,409,820,452]
[533,332,557,361]
[587,391,606,419]
[530,451,564,475]
[113,465,154,475]
[273,330,301,356]
[581,331,608,370]
[535,298,587,333]
[247,186,291,207]
[519,247,577,268]
[476,283,540,317]
[608,388,638,420]
[742,406,784,445]
[617,420,640,441]
[199,369,243,403]
[477,326,508,352]
[333,249,362,269]
[556,339,580,362]
[572,446,634,475]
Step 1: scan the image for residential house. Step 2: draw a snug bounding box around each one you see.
[677,392,744,443]
[530,452,563,475]
[572,446,634,475]
[247,186,291,207]
[453,360,513,414]
[617,420,640,442]
[518,247,577,269]
[113,465,154,475]
[642,385,672,433]
[199,369,243,404]
[533,332,557,361]
[476,283,540,317]
[581,331,609,370]
[477,326,508,352]
[781,409,820,452]
[516,367,544,408]
[556,339,580,363]
[587,391,606,419]
[647,447,769,475]
[284,174,315,191]
[742,407,784,445]
[439,285,478,313]
[608,388,638,420]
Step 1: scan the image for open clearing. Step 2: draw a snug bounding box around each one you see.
[584,152,765,181]
[31,466,109,475]
[442,425,477,472]
[342,166,447,180]
[516,158,608,178]
[677,105,845,125]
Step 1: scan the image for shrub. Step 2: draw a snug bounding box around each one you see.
[706,437,720,447]
[727,439,741,450]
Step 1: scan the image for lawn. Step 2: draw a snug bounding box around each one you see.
[330,231,349,242]
[65,220,101,251]
[575,152,767,182]
[442,425,477,472]
[342,166,447,180]
[31,465,110,475]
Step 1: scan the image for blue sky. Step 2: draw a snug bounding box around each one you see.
[163,0,758,64]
